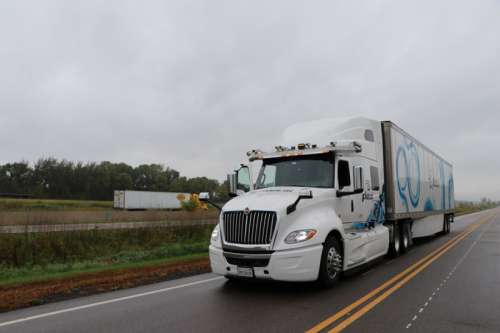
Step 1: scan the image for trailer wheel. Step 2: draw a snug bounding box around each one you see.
[442,216,451,235]
[389,224,401,258]
[318,236,343,288]
[400,223,411,253]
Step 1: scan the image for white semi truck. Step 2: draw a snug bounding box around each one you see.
[203,117,455,287]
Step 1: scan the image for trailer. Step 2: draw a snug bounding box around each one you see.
[113,190,190,210]
[205,117,455,287]
[382,121,455,239]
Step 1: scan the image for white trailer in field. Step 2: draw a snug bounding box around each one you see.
[113,190,190,210]
[205,117,455,287]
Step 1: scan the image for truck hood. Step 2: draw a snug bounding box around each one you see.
[222,187,329,213]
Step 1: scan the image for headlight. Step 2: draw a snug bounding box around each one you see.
[284,229,317,244]
[211,225,220,242]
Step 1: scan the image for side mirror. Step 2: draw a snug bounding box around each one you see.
[199,192,210,201]
[287,190,313,214]
[227,173,237,197]
[227,165,252,197]
[353,166,363,192]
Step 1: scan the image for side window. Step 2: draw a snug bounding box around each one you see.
[338,160,351,189]
[370,166,380,191]
[237,167,251,192]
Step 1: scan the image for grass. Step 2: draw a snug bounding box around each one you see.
[0,198,113,211]
[455,201,499,216]
[0,225,212,268]
[0,253,208,287]
[0,224,213,294]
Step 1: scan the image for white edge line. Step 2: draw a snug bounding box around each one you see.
[0,276,224,328]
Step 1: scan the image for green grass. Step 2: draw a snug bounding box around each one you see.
[0,253,208,287]
[455,201,499,216]
[0,226,213,268]
[0,198,113,211]
[0,225,213,287]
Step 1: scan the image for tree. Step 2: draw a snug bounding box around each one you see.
[0,158,222,201]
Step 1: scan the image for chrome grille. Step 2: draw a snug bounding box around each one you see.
[223,211,277,245]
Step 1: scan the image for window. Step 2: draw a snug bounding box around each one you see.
[338,160,351,189]
[259,164,276,188]
[255,153,334,189]
[370,166,380,191]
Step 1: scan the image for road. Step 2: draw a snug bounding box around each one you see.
[0,209,499,333]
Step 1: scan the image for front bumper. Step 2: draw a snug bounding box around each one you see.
[209,244,323,282]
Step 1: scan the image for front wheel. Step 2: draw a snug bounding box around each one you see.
[317,237,343,288]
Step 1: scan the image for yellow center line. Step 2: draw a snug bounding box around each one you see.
[306,214,495,333]
[327,216,492,333]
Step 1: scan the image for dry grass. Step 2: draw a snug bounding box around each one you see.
[0,198,113,211]
[0,208,219,226]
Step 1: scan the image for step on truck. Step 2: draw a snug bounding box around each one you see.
[202,117,455,287]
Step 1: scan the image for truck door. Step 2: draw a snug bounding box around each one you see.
[336,159,372,227]
[336,159,357,224]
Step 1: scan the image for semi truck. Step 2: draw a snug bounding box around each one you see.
[203,117,455,287]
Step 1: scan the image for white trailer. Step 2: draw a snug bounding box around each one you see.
[113,190,190,210]
[206,117,455,287]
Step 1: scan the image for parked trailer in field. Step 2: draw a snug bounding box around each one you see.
[113,190,190,210]
[204,117,454,287]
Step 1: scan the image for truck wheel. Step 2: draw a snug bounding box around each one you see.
[400,223,410,253]
[318,236,343,288]
[442,217,451,235]
[389,224,401,258]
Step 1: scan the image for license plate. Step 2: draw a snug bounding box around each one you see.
[236,266,254,278]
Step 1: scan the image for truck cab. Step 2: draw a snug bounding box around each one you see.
[208,117,390,286]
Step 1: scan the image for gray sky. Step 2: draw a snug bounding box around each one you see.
[1,0,499,201]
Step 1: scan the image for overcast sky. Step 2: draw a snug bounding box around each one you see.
[1,0,499,200]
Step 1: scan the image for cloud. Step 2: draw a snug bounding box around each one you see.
[0,0,499,200]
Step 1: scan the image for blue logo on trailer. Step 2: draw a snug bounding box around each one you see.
[440,161,446,210]
[396,142,421,212]
[424,198,434,211]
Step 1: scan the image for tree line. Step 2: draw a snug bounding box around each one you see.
[0,158,229,201]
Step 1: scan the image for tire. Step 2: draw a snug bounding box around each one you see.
[442,216,451,235]
[400,223,410,254]
[389,224,401,258]
[317,236,343,288]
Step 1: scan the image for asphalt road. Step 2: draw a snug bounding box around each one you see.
[0,209,498,333]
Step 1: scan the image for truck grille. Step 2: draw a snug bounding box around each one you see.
[223,211,277,245]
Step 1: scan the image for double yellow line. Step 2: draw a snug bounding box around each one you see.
[307,213,496,333]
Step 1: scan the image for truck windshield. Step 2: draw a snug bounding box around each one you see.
[255,153,334,189]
